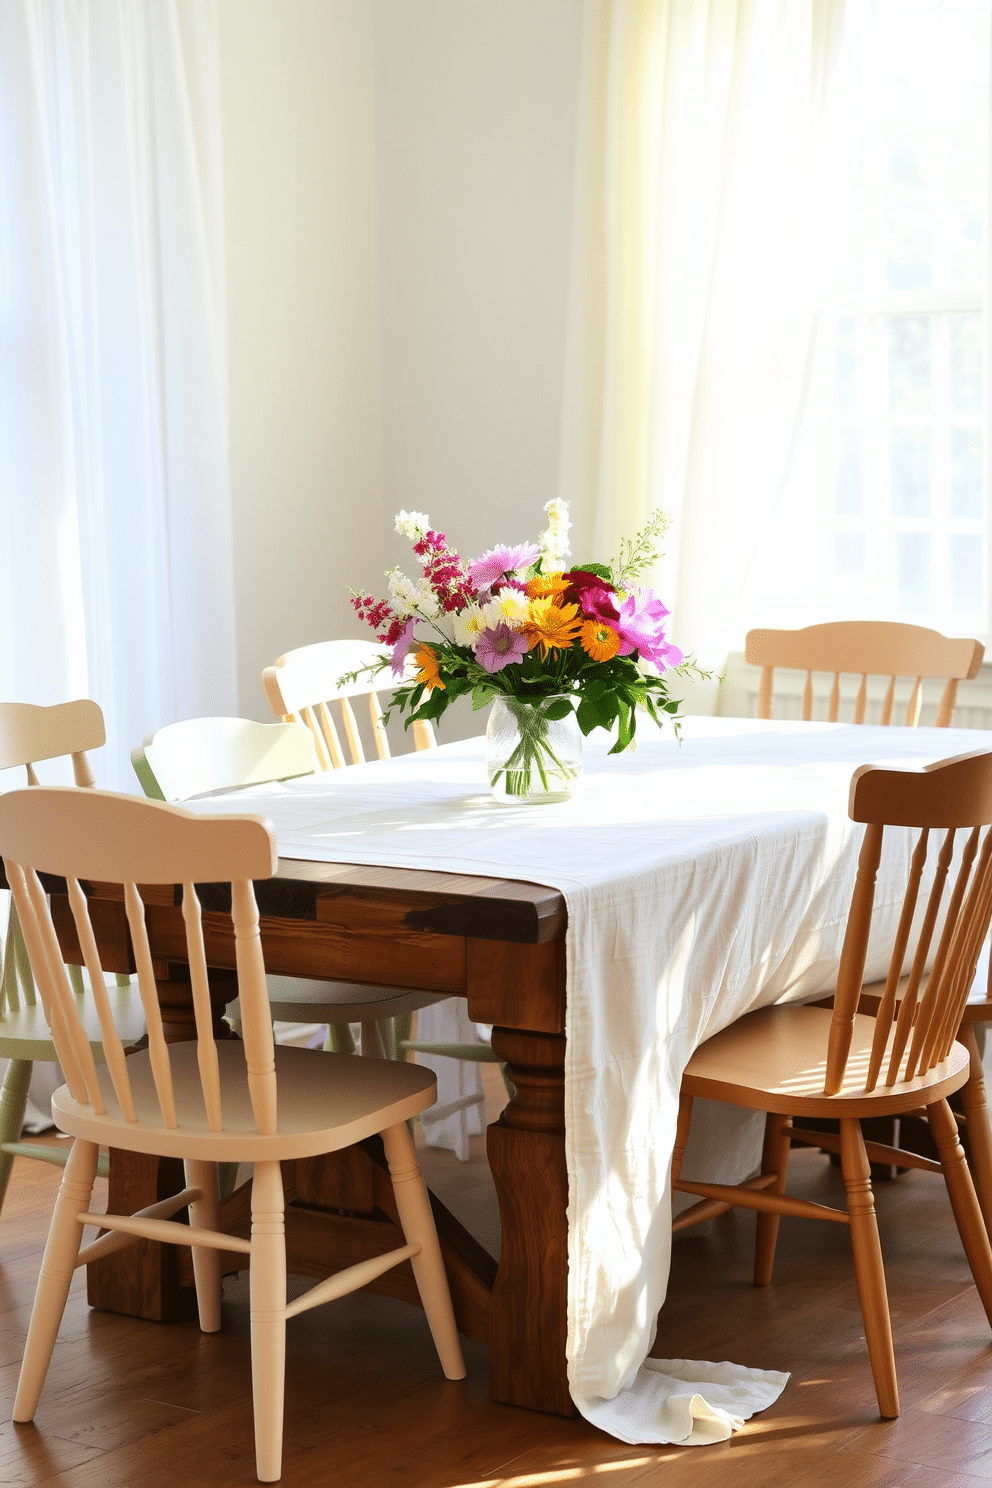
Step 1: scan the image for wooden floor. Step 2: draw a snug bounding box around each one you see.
[3,1076,992,1486]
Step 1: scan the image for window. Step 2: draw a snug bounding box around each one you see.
[741,0,991,640]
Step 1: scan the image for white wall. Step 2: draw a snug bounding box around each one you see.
[217,0,584,733]
[218,0,385,721]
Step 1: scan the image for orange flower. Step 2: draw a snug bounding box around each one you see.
[414,644,445,691]
[580,618,621,662]
[524,596,582,656]
[526,571,569,601]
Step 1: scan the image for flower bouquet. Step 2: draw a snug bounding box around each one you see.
[349,500,695,801]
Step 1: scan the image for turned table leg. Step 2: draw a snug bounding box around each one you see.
[487,1026,575,1417]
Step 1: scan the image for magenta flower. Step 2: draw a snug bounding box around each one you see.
[475,622,529,673]
[468,543,540,590]
[614,590,683,671]
[389,618,416,677]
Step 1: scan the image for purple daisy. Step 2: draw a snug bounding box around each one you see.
[475,622,529,673]
[468,543,540,590]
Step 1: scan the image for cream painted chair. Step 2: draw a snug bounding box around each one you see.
[745,620,984,727]
[673,749,992,1418]
[5,785,465,1483]
[132,716,450,1060]
[263,642,499,1160]
[0,701,144,1213]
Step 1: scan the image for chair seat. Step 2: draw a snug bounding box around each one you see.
[0,982,146,1062]
[263,975,448,1024]
[51,1039,437,1162]
[683,1003,970,1118]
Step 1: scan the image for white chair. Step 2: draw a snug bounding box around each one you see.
[5,785,465,1482]
[263,643,499,1159]
[132,716,450,1060]
[0,701,144,1213]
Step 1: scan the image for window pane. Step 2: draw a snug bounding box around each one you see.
[896,532,931,614]
[834,532,865,582]
[887,200,932,289]
[890,430,931,517]
[949,313,983,412]
[950,535,985,617]
[836,430,863,514]
[835,317,857,410]
[887,316,932,415]
[950,428,984,518]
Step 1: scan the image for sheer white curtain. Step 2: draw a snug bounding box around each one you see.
[559,0,845,699]
[0,0,236,788]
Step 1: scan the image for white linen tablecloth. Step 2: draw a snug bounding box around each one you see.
[181,715,990,1441]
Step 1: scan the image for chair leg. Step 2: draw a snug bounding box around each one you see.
[325,1022,356,1055]
[360,1019,389,1060]
[0,1058,32,1211]
[928,1096,992,1327]
[754,1113,793,1286]
[13,1138,99,1422]
[184,1158,222,1333]
[839,1118,898,1418]
[381,1121,465,1381]
[957,1025,992,1237]
[249,1160,287,1484]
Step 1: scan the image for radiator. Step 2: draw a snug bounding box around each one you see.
[718,652,992,732]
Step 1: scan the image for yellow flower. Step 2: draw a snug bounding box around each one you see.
[526,571,569,601]
[524,597,582,656]
[580,619,620,662]
[415,644,445,691]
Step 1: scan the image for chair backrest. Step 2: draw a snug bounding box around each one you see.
[133,717,317,802]
[0,700,105,1015]
[262,638,435,769]
[0,700,105,784]
[825,749,992,1098]
[0,787,279,1135]
[745,622,984,727]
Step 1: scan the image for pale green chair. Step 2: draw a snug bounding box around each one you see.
[131,716,451,1060]
[0,700,144,1212]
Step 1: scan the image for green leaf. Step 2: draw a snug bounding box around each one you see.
[542,697,574,722]
[472,683,497,711]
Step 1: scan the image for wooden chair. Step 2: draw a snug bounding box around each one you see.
[263,643,498,1156]
[0,702,144,1213]
[132,716,450,1060]
[4,786,465,1483]
[745,621,984,727]
[262,638,436,768]
[672,748,992,1418]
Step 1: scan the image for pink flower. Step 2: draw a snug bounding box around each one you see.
[468,543,540,590]
[389,618,416,677]
[614,590,683,671]
[475,622,529,673]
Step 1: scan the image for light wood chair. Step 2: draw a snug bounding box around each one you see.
[745,621,984,727]
[262,643,498,1154]
[672,748,992,1419]
[131,716,450,1060]
[0,702,144,1213]
[262,638,436,768]
[4,786,465,1483]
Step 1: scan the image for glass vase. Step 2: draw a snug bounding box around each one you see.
[485,694,582,804]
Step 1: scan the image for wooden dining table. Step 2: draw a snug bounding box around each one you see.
[42,714,992,1425]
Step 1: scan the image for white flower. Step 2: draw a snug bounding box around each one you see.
[415,578,441,618]
[452,604,488,649]
[483,589,530,629]
[538,499,571,568]
[395,510,430,540]
[387,567,419,617]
